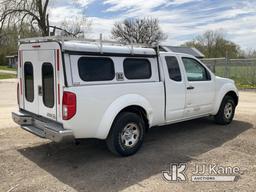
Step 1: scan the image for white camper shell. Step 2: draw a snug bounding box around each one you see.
[12,36,239,156]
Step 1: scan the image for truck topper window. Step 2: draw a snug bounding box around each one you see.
[78,57,115,82]
[123,58,152,80]
[24,62,34,102]
[42,63,55,108]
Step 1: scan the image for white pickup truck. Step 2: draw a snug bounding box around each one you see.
[12,37,239,156]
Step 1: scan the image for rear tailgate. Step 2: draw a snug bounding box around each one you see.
[18,42,64,122]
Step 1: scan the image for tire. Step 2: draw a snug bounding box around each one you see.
[214,95,236,125]
[106,112,145,156]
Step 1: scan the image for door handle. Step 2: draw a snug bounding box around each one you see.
[38,85,43,96]
[187,86,195,90]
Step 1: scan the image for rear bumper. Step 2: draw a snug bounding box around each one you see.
[12,111,74,142]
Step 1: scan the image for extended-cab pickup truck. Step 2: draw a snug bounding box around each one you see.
[12,37,239,156]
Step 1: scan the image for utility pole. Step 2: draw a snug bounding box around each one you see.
[225,49,229,78]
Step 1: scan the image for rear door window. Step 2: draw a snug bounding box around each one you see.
[42,63,54,108]
[78,57,115,81]
[24,62,34,102]
[123,58,152,79]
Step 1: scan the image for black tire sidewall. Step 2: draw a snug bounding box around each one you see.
[216,96,235,124]
[110,112,145,156]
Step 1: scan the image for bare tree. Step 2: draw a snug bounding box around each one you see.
[111,18,167,46]
[0,0,50,36]
[59,16,91,37]
[183,30,242,58]
[0,0,91,37]
[244,49,256,58]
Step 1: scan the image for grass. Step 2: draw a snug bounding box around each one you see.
[235,83,256,89]
[0,73,17,79]
[214,65,256,89]
[0,65,17,71]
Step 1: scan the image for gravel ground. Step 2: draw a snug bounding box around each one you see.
[0,81,255,192]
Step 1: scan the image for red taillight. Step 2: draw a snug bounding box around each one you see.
[62,91,76,120]
[17,83,20,105]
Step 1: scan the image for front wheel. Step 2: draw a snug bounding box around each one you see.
[106,112,145,156]
[214,96,236,125]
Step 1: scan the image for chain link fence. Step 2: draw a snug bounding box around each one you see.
[201,58,256,88]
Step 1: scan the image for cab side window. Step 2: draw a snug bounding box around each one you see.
[165,56,182,82]
[182,57,211,81]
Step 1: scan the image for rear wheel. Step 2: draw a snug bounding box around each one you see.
[106,112,145,156]
[214,96,236,125]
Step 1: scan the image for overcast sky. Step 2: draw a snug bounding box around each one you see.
[49,0,256,50]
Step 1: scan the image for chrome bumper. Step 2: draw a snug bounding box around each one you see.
[12,111,74,142]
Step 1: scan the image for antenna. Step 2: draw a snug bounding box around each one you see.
[18,35,21,46]
[61,36,64,46]
[130,37,134,55]
[156,43,160,56]
[99,33,103,54]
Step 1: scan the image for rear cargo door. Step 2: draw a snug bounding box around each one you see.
[22,49,57,120]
